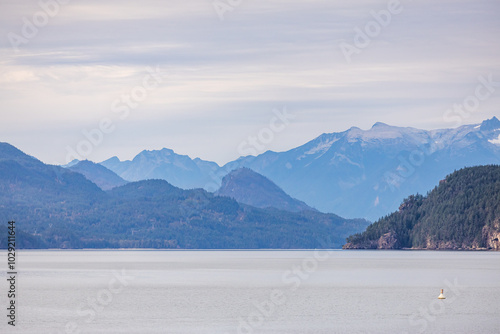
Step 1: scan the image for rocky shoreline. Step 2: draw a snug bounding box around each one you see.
[343,227,500,251]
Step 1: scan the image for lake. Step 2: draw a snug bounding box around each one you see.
[1,250,499,333]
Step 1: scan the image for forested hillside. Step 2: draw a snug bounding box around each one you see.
[344,165,500,250]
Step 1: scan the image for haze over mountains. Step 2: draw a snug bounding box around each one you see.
[1,117,499,249]
[0,142,368,249]
[216,168,315,213]
[68,160,128,190]
[100,148,219,190]
[97,117,500,221]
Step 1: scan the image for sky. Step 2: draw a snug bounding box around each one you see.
[1,0,499,166]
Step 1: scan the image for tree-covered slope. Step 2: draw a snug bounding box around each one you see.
[344,165,500,250]
[89,180,369,249]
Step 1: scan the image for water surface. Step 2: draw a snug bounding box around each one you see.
[1,250,499,333]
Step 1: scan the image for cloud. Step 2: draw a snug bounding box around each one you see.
[0,0,499,164]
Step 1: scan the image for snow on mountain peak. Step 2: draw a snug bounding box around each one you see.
[372,122,390,128]
[297,135,339,160]
[348,122,403,141]
[489,134,500,145]
[306,137,339,155]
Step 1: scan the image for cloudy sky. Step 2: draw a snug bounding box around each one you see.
[1,0,499,165]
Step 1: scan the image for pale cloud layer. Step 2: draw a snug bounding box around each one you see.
[0,0,499,165]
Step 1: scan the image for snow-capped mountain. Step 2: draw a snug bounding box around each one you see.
[99,117,500,221]
[229,117,500,220]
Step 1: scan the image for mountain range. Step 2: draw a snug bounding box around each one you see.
[100,148,219,190]
[1,117,499,249]
[95,117,500,221]
[0,142,368,249]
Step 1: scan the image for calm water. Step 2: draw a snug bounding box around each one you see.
[1,250,499,334]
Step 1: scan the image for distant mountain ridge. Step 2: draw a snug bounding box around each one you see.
[94,117,500,220]
[230,117,500,220]
[0,142,369,249]
[343,165,500,250]
[68,160,128,190]
[216,168,315,212]
[100,148,219,190]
